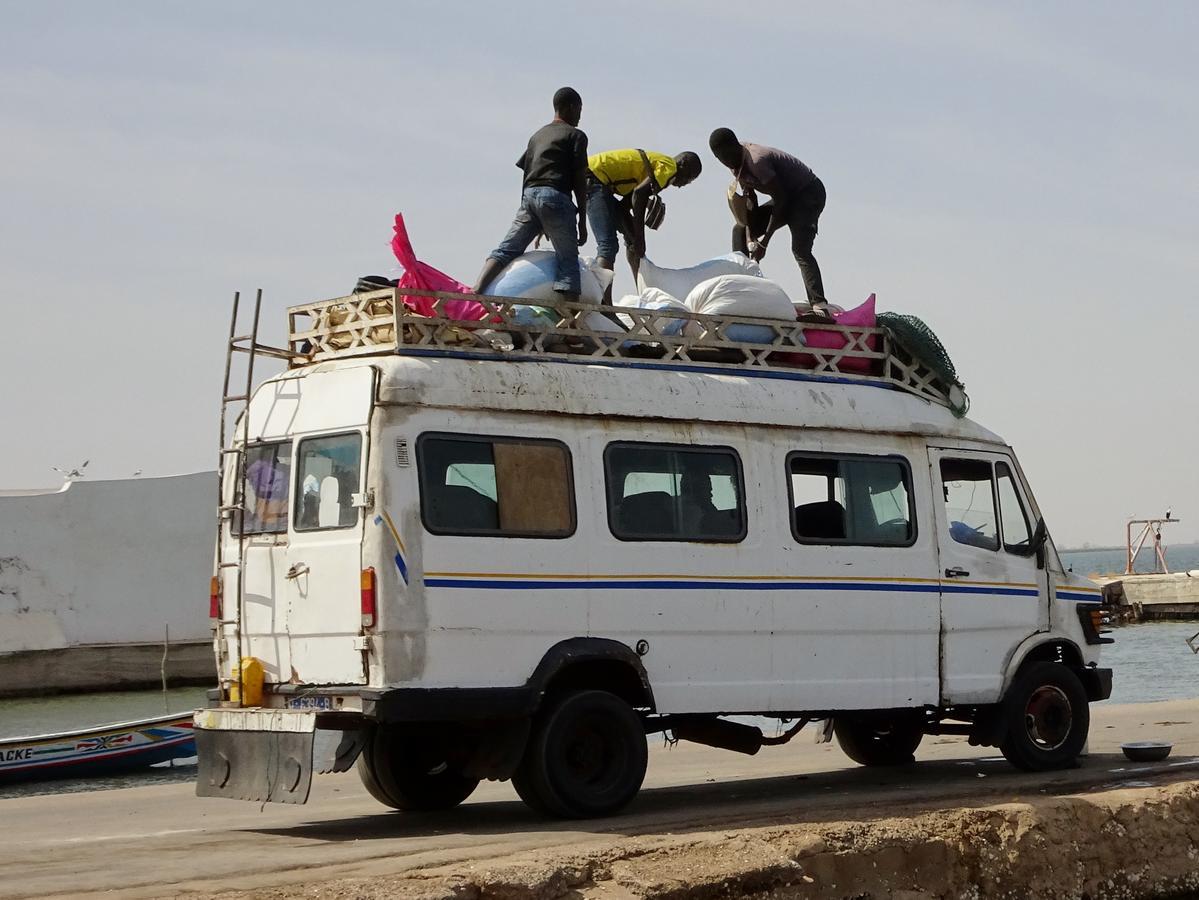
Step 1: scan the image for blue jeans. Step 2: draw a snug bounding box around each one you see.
[586,178,622,262]
[489,186,581,294]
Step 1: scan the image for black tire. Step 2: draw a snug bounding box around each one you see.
[834,713,924,766]
[356,737,398,808]
[356,725,479,811]
[1000,661,1089,772]
[509,762,552,815]
[517,689,647,818]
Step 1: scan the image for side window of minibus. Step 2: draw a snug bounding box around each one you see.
[294,433,363,531]
[939,458,999,551]
[240,441,292,536]
[996,462,1033,554]
[788,454,914,545]
[417,434,575,537]
[604,443,746,542]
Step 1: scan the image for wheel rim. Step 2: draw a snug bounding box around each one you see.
[560,712,627,796]
[1024,685,1073,751]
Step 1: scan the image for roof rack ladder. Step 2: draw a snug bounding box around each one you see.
[214,289,266,707]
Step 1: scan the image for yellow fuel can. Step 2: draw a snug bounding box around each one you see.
[229,656,265,707]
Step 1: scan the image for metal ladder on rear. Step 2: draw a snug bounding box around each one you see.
[213,290,294,701]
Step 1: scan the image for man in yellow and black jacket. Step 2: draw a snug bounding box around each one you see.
[587,149,701,284]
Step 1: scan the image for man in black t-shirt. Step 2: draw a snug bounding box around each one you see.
[473,87,589,299]
[710,127,830,317]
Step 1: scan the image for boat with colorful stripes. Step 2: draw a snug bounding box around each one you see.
[0,712,195,783]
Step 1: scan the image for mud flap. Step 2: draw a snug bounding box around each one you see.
[194,709,316,804]
[314,726,369,774]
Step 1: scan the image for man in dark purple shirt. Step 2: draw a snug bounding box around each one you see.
[709,127,829,316]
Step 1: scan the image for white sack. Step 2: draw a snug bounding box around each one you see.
[579,310,625,333]
[636,253,761,301]
[614,287,689,336]
[684,274,796,343]
[484,251,613,305]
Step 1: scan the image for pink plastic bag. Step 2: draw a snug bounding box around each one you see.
[391,213,489,321]
[789,293,879,373]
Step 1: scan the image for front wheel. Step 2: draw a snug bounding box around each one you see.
[834,714,924,766]
[357,725,479,811]
[1000,662,1089,771]
[514,689,647,818]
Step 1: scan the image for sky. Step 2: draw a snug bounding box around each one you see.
[1,1,1196,546]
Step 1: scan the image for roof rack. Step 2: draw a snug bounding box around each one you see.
[286,289,968,414]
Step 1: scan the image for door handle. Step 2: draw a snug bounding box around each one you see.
[285,563,309,580]
[944,567,970,578]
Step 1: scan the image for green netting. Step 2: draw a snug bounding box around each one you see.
[876,311,970,417]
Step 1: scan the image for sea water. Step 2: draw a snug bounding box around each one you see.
[0,687,209,799]
[1061,543,1199,577]
[0,686,210,741]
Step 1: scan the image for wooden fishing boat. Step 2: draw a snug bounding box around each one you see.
[0,712,195,783]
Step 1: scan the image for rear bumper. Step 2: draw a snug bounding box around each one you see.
[207,685,538,722]
[194,708,367,804]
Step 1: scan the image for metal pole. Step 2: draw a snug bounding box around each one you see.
[214,291,240,692]
[1126,520,1133,574]
[233,289,263,706]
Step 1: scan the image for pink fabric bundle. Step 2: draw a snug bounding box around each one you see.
[391,213,489,321]
[790,293,879,373]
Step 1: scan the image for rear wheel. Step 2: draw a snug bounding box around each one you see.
[834,713,924,766]
[509,764,552,815]
[515,689,647,818]
[357,725,479,811]
[1000,662,1089,771]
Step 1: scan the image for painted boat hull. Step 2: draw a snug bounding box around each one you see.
[0,712,196,784]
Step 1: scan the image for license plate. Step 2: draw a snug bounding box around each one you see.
[285,695,333,710]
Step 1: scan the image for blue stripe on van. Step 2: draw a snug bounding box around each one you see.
[423,577,1040,598]
[941,584,1039,597]
[1056,590,1103,604]
[426,578,936,592]
[394,552,409,585]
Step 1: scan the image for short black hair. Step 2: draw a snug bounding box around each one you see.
[709,127,739,152]
[676,151,702,179]
[553,86,582,113]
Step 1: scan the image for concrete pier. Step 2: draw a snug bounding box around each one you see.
[1098,571,1199,621]
[0,640,212,699]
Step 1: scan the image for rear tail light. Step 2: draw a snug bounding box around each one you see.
[209,576,222,622]
[360,567,377,628]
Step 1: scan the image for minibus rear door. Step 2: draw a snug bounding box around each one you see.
[284,428,369,685]
[240,366,377,688]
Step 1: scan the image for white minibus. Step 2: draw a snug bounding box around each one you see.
[195,289,1111,818]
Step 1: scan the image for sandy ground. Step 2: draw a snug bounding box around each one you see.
[3,700,1199,900]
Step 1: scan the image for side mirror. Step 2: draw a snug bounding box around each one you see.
[1030,518,1048,569]
[1030,518,1047,550]
[1012,518,1048,561]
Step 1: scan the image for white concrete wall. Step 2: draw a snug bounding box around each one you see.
[0,473,214,653]
[1118,573,1199,606]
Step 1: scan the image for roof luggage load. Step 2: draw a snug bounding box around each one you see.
[286,288,969,416]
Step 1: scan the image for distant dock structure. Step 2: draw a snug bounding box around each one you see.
[1125,512,1178,574]
[1100,512,1199,621]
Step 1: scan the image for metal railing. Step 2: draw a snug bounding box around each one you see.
[286,288,963,411]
